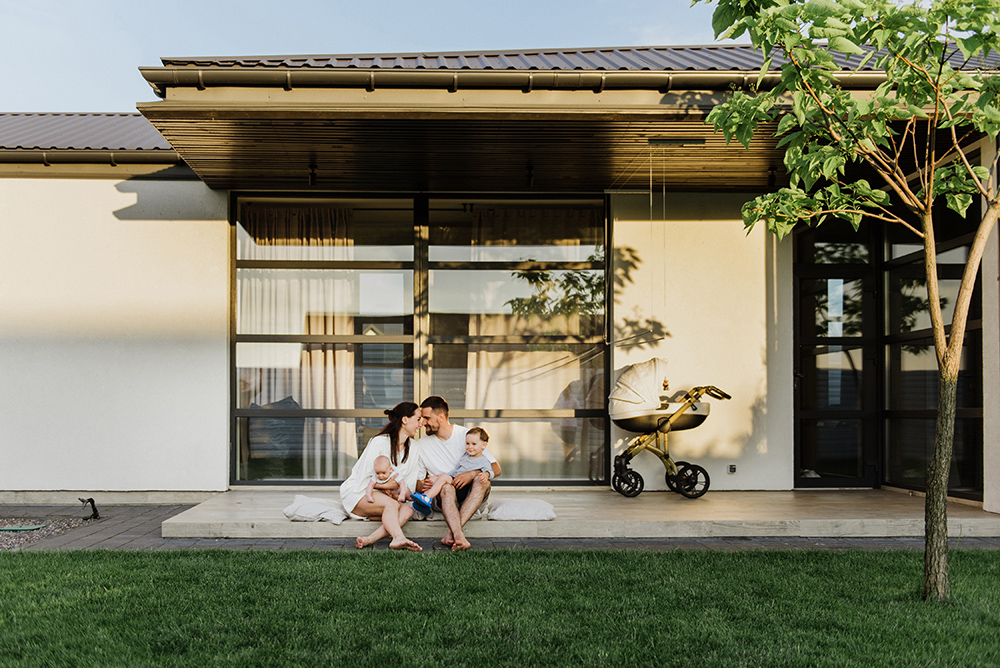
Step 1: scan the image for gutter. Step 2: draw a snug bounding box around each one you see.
[0,149,181,166]
[139,67,887,97]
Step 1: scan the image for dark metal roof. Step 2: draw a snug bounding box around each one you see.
[0,113,171,151]
[160,45,837,72]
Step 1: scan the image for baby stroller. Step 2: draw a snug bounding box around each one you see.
[609,358,730,499]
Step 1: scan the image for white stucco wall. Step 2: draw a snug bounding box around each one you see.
[0,177,230,492]
[610,192,794,490]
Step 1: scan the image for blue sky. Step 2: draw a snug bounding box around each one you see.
[1,0,734,112]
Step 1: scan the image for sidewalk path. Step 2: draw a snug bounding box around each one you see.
[4,504,999,552]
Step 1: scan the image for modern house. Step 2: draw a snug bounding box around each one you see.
[1,45,996,513]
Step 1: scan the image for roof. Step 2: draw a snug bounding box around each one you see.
[0,113,171,151]
[159,45,791,72]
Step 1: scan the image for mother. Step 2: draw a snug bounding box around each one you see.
[340,401,423,551]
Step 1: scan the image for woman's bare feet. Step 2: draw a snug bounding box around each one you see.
[451,538,471,551]
[389,538,422,551]
[356,536,372,549]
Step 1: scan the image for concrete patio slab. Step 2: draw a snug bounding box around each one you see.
[161,487,1000,540]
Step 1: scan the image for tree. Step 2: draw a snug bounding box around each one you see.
[700,0,1000,600]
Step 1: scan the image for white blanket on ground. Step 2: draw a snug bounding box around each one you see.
[282,495,351,524]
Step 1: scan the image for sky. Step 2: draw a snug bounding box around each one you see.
[1,0,735,113]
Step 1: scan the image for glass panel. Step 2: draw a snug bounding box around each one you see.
[449,417,606,480]
[429,269,604,337]
[428,200,603,262]
[237,201,413,261]
[237,269,413,335]
[886,333,981,410]
[237,342,413,409]
[796,220,870,264]
[799,419,864,479]
[886,267,965,335]
[884,418,983,494]
[428,344,604,410]
[800,278,864,338]
[237,417,364,481]
[800,346,863,410]
[811,242,869,264]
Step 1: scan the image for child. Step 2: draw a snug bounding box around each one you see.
[411,427,494,510]
[364,455,409,504]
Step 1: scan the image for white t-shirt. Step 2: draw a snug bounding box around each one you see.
[415,424,497,477]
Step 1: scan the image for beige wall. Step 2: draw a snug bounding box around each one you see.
[0,178,230,492]
[610,193,794,490]
[983,142,1000,514]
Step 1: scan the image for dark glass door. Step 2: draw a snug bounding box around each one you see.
[794,223,879,487]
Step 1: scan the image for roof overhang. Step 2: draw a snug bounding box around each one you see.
[136,62,883,192]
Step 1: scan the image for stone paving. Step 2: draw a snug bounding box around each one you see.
[4,504,999,552]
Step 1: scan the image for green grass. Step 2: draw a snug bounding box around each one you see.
[1,550,998,667]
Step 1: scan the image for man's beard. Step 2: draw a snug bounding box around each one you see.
[423,425,438,436]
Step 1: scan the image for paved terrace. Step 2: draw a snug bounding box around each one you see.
[4,489,999,551]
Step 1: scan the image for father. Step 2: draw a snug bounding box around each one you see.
[415,396,501,551]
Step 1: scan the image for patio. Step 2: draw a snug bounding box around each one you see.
[161,488,1000,540]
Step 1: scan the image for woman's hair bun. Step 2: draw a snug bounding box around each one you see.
[384,408,394,417]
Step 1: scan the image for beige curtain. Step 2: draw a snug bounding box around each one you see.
[239,204,356,479]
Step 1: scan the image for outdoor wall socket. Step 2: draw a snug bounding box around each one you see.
[728,464,737,474]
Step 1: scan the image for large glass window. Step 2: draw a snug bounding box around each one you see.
[234,197,606,483]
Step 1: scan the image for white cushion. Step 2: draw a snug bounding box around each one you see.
[487,498,556,521]
[282,495,350,524]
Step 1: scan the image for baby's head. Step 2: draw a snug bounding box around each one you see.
[373,455,393,478]
[465,427,489,457]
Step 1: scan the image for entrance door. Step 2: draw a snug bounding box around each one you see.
[794,223,879,487]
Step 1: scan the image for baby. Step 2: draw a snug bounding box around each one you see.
[364,455,409,504]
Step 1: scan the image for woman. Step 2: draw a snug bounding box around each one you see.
[340,401,423,551]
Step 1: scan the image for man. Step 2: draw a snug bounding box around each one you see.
[415,396,501,551]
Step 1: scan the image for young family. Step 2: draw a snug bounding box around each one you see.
[338,396,501,552]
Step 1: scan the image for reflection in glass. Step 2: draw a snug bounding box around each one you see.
[429,269,604,337]
[237,343,412,410]
[237,269,413,335]
[812,242,869,264]
[885,418,982,493]
[450,417,606,480]
[237,416,361,481]
[801,346,863,410]
[886,336,980,410]
[801,278,864,337]
[799,419,863,479]
[429,344,604,410]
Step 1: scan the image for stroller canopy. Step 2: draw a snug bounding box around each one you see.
[609,358,669,418]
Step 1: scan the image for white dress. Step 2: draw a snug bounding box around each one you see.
[339,434,422,514]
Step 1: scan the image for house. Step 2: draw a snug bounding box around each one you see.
[1,45,996,513]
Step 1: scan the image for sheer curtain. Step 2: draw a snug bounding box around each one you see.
[238,204,356,479]
[464,207,603,476]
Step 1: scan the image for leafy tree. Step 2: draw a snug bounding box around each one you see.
[700,0,1000,600]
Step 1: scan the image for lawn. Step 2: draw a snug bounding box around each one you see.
[1,549,998,667]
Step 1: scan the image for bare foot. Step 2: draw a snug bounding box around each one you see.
[356,536,372,549]
[441,532,455,547]
[390,538,423,552]
[451,539,471,551]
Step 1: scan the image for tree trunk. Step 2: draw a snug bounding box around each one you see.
[923,368,958,601]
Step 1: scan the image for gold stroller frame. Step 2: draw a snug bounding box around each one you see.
[611,385,731,498]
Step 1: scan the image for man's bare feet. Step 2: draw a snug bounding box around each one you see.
[451,539,471,551]
[441,531,455,546]
[389,538,422,551]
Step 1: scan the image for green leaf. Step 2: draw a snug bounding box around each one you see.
[828,35,865,55]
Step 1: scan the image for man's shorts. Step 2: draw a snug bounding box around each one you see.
[431,477,491,512]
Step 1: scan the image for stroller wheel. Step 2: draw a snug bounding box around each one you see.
[676,464,710,499]
[665,461,690,493]
[613,470,644,497]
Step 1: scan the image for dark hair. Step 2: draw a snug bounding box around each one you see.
[467,427,489,443]
[420,395,449,417]
[377,401,419,466]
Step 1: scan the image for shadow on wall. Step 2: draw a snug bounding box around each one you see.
[613,246,670,350]
[113,171,226,221]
